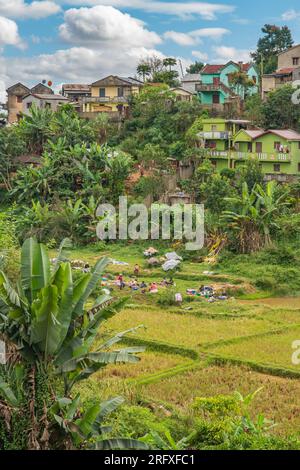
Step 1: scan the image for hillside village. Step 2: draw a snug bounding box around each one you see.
[3,43,300,183]
[3,15,300,454]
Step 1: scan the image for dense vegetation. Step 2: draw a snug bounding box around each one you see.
[1,58,300,449]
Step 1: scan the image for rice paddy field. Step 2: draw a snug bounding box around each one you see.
[70,243,300,439]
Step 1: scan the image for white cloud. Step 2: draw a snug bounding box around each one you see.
[192,50,209,61]
[281,9,300,21]
[58,1,235,20]
[164,27,229,46]
[0,16,24,49]
[211,46,251,63]
[0,45,165,95]
[0,0,61,19]
[164,31,197,46]
[0,4,167,97]
[59,6,161,48]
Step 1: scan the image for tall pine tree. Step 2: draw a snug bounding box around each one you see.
[251,24,294,75]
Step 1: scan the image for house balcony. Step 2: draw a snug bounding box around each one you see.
[82,96,130,104]
[198,131,232,140]
[196,83,221,92]
[205,149,292,162]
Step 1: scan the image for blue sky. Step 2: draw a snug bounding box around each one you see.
[1,0,300,98]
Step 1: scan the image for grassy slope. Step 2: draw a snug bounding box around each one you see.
[66,243,300,438]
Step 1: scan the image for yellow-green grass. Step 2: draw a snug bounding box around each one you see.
[140,363,300,437]
[241,298,300,310]
[101,351,188,380]
[103,306,281,350]
[262,308,300,325]
[74,350,189,402]
[207,326,300,371]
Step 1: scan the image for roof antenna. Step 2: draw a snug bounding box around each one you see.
[178,59,184,78]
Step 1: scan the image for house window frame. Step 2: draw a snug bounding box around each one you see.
[99,88,106,98]
[256,142,263,153]
[117,87,124,98]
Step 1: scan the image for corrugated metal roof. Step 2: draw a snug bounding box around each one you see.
[63,84,90,91]
[268,129,300,140]
[119,77,143,85]
[276,68,294,74]
[201,64,224,74]
[32,93,69,100]
[244,130,265,139]
[182,74,201,81]
[241,129,300,141]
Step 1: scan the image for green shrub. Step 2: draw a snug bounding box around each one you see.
[0,211,19,277]
[108,406,168,439]
[193,395,240,417]
[156,289,178,307]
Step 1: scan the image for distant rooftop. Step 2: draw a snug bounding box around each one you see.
[62,84,91,91]
[182,74,201,82]
[201,62,254,75]
[28,93,69,100]
[201,64,224,74]
[119,77,143,85]
[240,129,300,141]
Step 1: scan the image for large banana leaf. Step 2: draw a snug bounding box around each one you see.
[77,403,101,436]
[97,326,145,351]
[21,238,50,303]
[53,263,74,349]
[0,376,19,407]
[30,285,61,356]
[0,272,22,309]
[52,238,72,274]
[54,297,129,367]
[72,258,110,318]
[83,297,129,343]
[60,350,142,374]
[98,396,124,420]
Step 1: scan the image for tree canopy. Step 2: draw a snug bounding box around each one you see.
[251,24,294,74]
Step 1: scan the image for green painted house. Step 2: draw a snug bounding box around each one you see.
[196,62,258,108]
[198,118,300,179]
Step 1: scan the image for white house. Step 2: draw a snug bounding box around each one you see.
[22,93,69,114]
[180,74,201,94]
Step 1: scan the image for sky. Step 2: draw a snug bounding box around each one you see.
[1,0,300,99]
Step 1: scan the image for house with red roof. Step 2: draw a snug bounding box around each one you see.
[198,118,300,181]
[196,61,258,110]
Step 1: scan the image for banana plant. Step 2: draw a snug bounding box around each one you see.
[50,395,148,450]
[0,238,145,449]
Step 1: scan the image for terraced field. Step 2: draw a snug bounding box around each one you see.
[71,244,300,437]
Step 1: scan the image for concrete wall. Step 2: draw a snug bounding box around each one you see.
[181,81,198,93]
[278,45,300,69]
[22,95,67,114]
[7,94,23,123]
